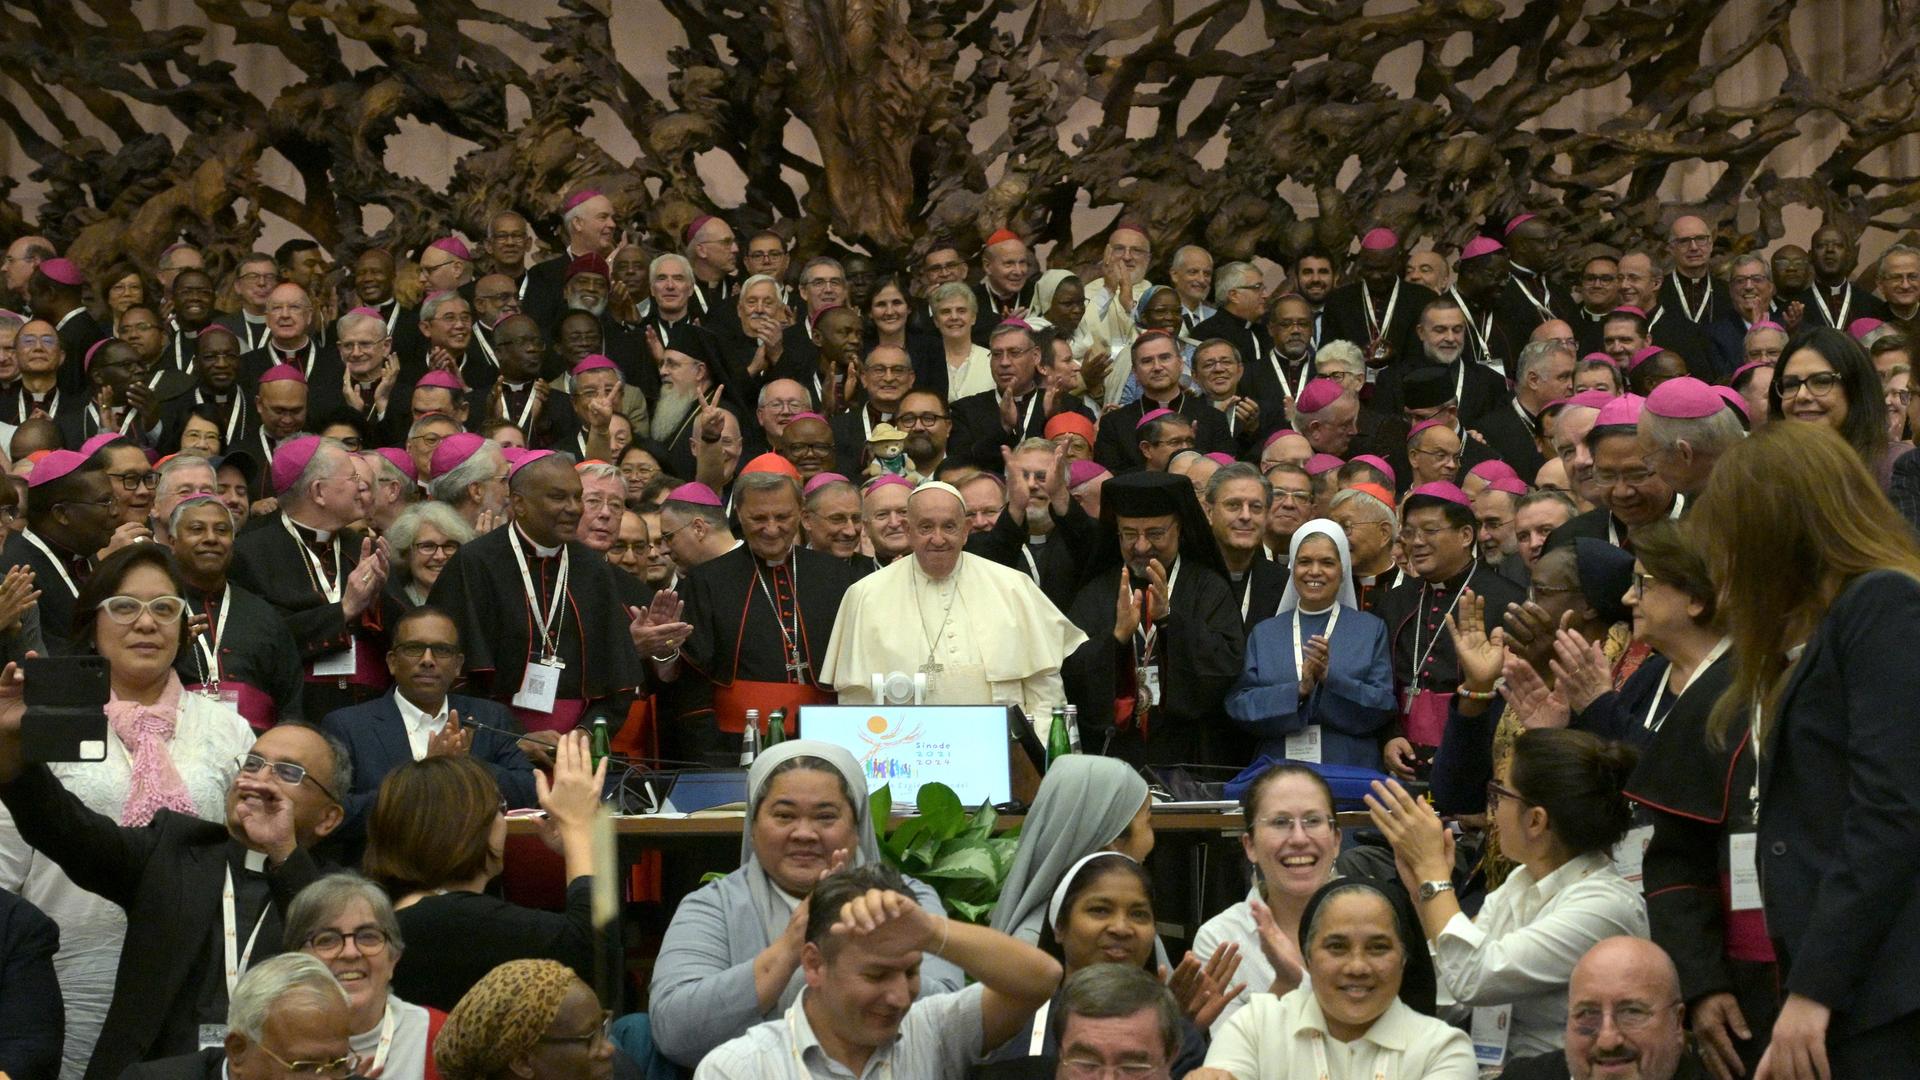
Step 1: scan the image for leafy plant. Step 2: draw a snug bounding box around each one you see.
[870,782,1020,923]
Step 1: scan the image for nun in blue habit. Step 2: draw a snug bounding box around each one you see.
[1225,517,1398,768]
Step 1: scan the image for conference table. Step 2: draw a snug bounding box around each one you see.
[504,807,1375,842]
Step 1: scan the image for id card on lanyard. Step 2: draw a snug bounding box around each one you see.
[1289,606,1339,763]
[202,863,270,1048]
[509,529,570,714]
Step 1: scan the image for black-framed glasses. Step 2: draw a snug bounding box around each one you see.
[104,470,160,492]
[55,494,117,512]
[304,927,390,957]
[98,595,187,624]
[1631,572,1661,600]
[896,411,948,428]
[392,641,462,660]
[1778,372,1842,399]
[411,541,460,558]
[237,752,342,807]
[251,1044,359,1079]
[540,1009,614,1048]
[1486,779,1528,809]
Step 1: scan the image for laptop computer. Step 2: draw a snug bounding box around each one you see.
[800,705,1016,809]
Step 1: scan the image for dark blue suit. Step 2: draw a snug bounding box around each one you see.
[320,691,539,843]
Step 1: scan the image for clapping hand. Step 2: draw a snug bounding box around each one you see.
[1548,625,1612,712]
[1164,947,1245,1029]
[0,566,41,633]
[1445,588,1506,691]
[426,710,472,757]
[1502,652,1569,730]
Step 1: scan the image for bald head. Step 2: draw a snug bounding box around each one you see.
[1564,937,1685,1080]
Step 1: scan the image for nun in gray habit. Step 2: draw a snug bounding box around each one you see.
[988,754,1169,965]
[646,740,963,1066]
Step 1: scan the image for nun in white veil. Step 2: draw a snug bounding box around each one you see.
[1224,518,1398,768]
[645,740,963,1067]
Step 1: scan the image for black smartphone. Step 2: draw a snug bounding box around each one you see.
[21,655,110,764]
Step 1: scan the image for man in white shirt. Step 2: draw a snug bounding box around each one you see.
[695,864,1061,1079]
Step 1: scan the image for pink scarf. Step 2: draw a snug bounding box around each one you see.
[107,672,196,826]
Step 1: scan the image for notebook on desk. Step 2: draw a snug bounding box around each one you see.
[800,704,1016,810]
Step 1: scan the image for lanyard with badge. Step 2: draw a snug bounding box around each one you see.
[1673,276,1713,323]
[1360,279,1401,364]
[1130,560,1180,718]
[192,585,243,710]
[365,1004,398,1074]
[509,528,570,713]
[1511,270,1555,322]
[201,862,270,1048]
[1812,283,1851,329]
[1288,605,1340,763]
[281,516,356,678]
[20,528,78,600]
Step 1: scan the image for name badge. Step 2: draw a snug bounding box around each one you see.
[1138,665,1162,707]
[1471,1004,1512,1067]
[198,1023,228,1050]
[311,648,355,678]
[1728,833,1763,911]
[513,660,562,714]
[1284,724,1323,763]
[1610,824,1655,884]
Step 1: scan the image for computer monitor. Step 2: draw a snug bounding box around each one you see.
[799,705,1015,809]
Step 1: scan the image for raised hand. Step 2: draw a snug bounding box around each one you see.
[341,536,389,619]
[627,596,691,656]
[0,566,41,632]
[1142,558,1170,623]
[1247,897,1306,992]
[1548,625,1612,712]
[1445,588,1506,691]
[1163,948,1245,1028]
[1299,635,1330,697]
[1113,570,1142,643]
[1501,600,1568,674]
[427,709,472,757]
[232,767,300,863]
[1363,778,1454,885]
[1501,652,1569,730]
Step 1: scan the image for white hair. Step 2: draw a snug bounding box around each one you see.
[1313,340,1366,375]
[426,441,504,505]
[227,953,346,1043]
[1213,262,1261,308]
[649,252,693,279]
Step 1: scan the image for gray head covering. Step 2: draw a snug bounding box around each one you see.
[989,756,1150,942]
[1031,269,1079,318]
[740,740,883,949]
[1278,517,1360,614]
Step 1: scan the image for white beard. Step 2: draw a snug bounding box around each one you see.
[651,386,698,442]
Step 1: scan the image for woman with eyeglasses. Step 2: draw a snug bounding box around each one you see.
[1191,764,1342,1034]
[1768,326,1894,484]
[384,502,474,610]
[614,442,664,506]
[435,958,615,1080]
[288,872,446,1080]
[0,543,252,1077]
[1367,729,1646,1067]
[364,731,612,1012]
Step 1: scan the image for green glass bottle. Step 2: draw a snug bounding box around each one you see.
[589,717,611,770]
[765,707,788,746]
[1047,705,1071,767]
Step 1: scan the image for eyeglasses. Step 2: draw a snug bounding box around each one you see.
[1670,235,1711,249]
[1631,572,1663,600]
[1593,467,1656,487]
[251,1044,359,1079]
[655,522,691,545]
[1257,813,1334,835]
[1582,272,1618,284]
[744,249,786,264]
[392,641,462,660]
[16,334,57,349]
[1730,273,1770,287]
[236,272,276,285]
[57,495,119,512]
[1405,523,1466,541]
[1778,372,1842,399]
[236,752,342,806]
[1059,1059,1166,1079]
[608,541,648,556]
[1569,1002,1675,1038]
[540,1009,614,1048]
[1118,526,1174,546]
[1486,779,1528,808]
[896,412,948,428]
[1273,488,1314,505]
[803,276,846,289]
[1889,388,1912,406]
[338,339,387,354]
[1882,271,1920,285]
[1411,447,1461,466]
[304,927,390,957]
[98,595,187,624]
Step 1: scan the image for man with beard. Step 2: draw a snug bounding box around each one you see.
[896,388,953,478]
[971,229,1036,343]
[1079,222,1155,350]
[1571,251,1623,353]
[1190,263,1287,422]
[650,348,737,477]
[1405,248,1452,294]
[1704,254,1777,381]
[1329,485,1399,612]
[1206,462,1287,634]
[157,268,219,374]
[230,436,393,719]
[831,346,914,476]
[948,321,1090,470]
[168,494,306,730]
[959,438,1096,611]
[684,214,739,320]
[1658,215,1729,329]
[428,450,645,737]
[1613,251,1714,378]
[1093,331,1231,472]
[1063,471,1245,766]
[1471,476,1530,587]
[1373,481,1526,779]
[1321,229,1437,374]
[1497,213,1570,332]
[1571,394,1683,549]
[241,284,340,393]
[1473,339,1573,481]
[29,257,108,397]
[1371,297,1511,425]
[1498,938,1707,1080]
[1879,243,1920,344]
[1293,246,1338,346]
[424,432,508,530]
[820,480,1084,717]
[524,188,620,332]
[1795,223,1889,330]
[653,471,850,765]
[801,473,866,566]
[482,210,533,285]
[1169,244,1216,335]
[485,313,574,450]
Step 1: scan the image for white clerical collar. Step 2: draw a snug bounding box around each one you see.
[397,691,449,734]
[287,515,333,543]
[514,524,561,558]
[243,849,268,872]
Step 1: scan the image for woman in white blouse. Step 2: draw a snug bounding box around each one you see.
[1191,762,1340,1031]
[1193,879,1476,1080]
[1366,727,1649,1068]
[930,281,996,400]
[0,544,252,1079]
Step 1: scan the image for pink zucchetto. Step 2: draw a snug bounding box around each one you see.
[1294,378,1346,415]
[1594,393,1648,427]
[1459,236,1505,261]
[667,481,724,506]
[1645,377,1726,420]
[1360,228,1399,251]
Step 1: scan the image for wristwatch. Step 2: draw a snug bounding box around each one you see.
[1419,879,1455,902]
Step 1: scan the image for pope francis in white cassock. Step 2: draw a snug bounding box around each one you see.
[819,480,1087,719]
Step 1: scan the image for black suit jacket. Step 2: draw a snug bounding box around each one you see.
[55,307,110,396]
[1092,393,1234,474]
[0,887,61,1080]
[321,691,539,846]
[946,386,1092,472]
[0,766,321,1080]
[1758,569,1920,1032]
[115,1048,225,1080]
[1319,279,1437,371]
[1469,397,1548,480]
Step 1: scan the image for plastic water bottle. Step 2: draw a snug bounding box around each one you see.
[741,709,762,766]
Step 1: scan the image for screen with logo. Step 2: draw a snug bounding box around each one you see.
[798,705,1013,808]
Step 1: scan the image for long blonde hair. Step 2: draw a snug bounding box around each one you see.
[1689,422,1920,747]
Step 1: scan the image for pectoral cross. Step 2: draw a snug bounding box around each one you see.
[918,658,943,675]
[786,647,810,681]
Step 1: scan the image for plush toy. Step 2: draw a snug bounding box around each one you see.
[862,422,920,482]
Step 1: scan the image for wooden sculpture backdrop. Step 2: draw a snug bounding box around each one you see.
[1,0,1917,284]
